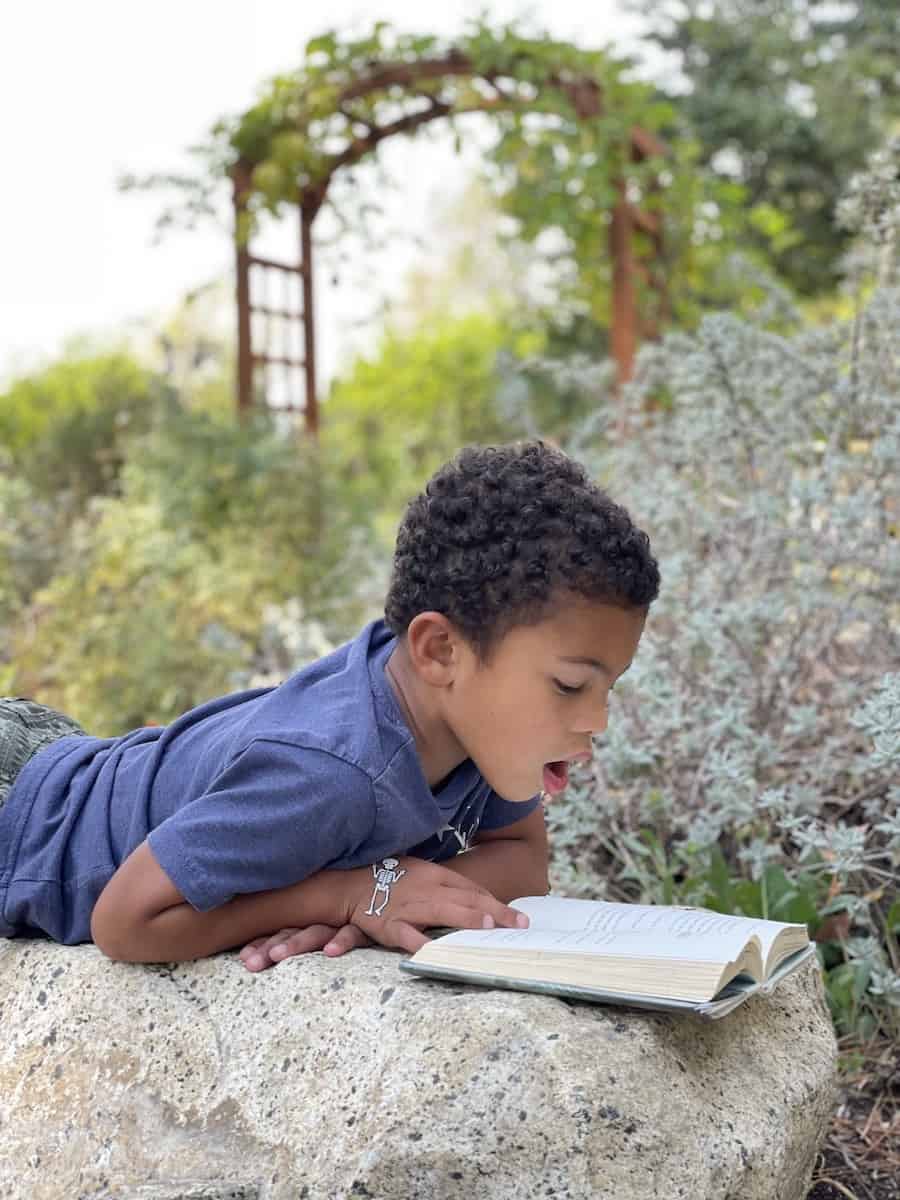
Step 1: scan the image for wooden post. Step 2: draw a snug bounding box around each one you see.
[609,176,637,392]
[233,163,253,421]
[300,200,318,436]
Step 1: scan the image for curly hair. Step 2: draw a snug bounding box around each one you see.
[384,440,660,661]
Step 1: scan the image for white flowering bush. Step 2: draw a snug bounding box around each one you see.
[534,142,900,1039]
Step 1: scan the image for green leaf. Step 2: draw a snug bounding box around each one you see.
[732,879,764,917]
[851,960,872,1003]
[702,844,735,912]
[305,32,338,58]
[826,962,856,1018]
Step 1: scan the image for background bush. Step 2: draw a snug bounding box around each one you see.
[531,148,900,1039]
[1,401,382,731]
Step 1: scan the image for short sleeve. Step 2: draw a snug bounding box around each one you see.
[477,789,542,832]
[147,738,375,911]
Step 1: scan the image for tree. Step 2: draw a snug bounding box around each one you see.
[0,350,175,508]
[626,0,900,296]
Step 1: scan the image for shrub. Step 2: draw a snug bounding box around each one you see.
[0,351,175,509]
[0,353,178,629]
[534,143,900,1039]
[4,407,383,732]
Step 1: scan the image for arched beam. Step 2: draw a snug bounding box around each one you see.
[233,51,669,427]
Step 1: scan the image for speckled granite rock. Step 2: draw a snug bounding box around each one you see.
[1,937,836,1200]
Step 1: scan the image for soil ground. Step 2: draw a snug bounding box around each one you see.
[807,1036,899,1200]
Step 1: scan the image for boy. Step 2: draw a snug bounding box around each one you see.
[0,440,658,971]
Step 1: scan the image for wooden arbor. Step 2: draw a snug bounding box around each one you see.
[230,49,668,434]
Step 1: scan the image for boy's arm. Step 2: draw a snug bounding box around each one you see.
[91,838,529,963]
[90,841,369,963]
[444,804,550,901]
[237,804,549,971]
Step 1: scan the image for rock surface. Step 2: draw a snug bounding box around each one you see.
[1,938,836,1200]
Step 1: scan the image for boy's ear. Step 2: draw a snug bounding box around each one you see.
[405,611,464,684]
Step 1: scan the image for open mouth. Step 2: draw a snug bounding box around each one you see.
[542,760,570,795]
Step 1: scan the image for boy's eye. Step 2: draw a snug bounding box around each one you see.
[553,680,585,696]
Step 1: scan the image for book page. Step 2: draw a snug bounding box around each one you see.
[439,895,801,965]
[435,913,749,965]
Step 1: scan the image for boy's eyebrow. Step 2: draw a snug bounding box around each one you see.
[558,656,633,677]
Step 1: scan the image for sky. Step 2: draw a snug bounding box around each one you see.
[0,0,655,392]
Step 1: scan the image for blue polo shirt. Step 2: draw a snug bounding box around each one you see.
[0,619,540,944]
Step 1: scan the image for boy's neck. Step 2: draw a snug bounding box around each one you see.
[384,646,467,791]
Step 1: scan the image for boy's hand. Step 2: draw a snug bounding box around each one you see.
[348,855,529,954]
[239,923,371,972]
[235,855,531,970]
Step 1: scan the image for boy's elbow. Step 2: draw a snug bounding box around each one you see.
[90,904,133,961]
[94,937,127,962]
[90,839,188,962]
[90,869,140,960]
[524,824,551,895]
[508,835,550,897]
[530,851,551,896]
[91,925,119,961]
[91,906,179,963]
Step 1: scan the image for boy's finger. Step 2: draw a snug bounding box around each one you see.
[322,923,372,956]
[240,937,283,970]
[241,925,336,971]
[271,925,338,959]
[432,887,530,931]
[405,896,529,935]
[238,936,273,959]
[380,921,429,956]
[239,927,303,960]
[430,872,530,928]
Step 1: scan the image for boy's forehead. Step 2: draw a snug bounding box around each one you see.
[503,599,646,657]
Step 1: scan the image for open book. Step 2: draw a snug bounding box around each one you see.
[400,895,816,1019]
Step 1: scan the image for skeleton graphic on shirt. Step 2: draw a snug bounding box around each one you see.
[437,806,480,853]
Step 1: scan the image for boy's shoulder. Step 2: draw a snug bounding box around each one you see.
[231,618,408,781]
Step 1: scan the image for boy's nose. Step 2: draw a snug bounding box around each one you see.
[573,701,609,735]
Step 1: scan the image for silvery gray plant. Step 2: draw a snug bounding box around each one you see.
[517,139,900,1030]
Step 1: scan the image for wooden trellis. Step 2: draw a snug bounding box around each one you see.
[233,171,319,431]
[231,52,669,433]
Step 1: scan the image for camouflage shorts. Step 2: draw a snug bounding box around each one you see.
[0,698,88,812]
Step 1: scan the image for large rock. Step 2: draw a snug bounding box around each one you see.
[1,938,836,1200]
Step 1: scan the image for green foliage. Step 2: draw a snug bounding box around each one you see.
[627,0,900,296]
[121,17,660,250]
[3,400,381,733]
[0,465,54,628]
[0,351,175,507]
[540,149,900,1040]
[118,13,830,362]
[323,312,536,531]
[494,125,807,339]
[0,351,178,628]
[322,305,615,550]
[9,496,258,732]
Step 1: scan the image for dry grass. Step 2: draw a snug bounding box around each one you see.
[807,1036,900,1200]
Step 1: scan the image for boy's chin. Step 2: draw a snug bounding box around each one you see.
[473,762,540,803]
